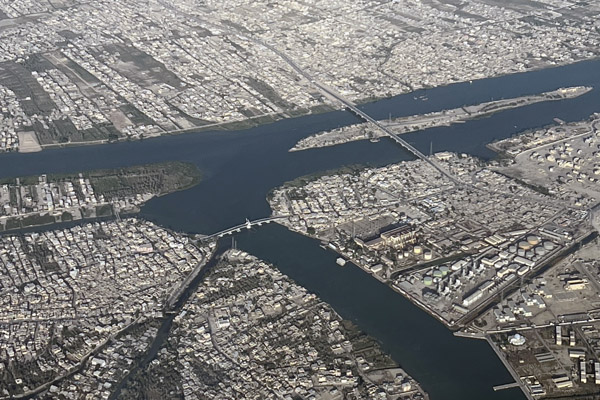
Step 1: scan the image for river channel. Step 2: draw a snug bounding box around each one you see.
[1,59,600,399]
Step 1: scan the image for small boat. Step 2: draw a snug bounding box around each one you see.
[336,257,347,267]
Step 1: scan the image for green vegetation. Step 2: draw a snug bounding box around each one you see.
[117,344,184,400]
[96,204,114,217]
[82,161,202,199]
[0,162,202,231]
[267,164,367,201]
[191,104,335,133]
[341,319,397,369]
[282,164,366,189]
[495,171,551,196]
[3,218,21,231]
[0,161,202,198]
[20,213,56,227]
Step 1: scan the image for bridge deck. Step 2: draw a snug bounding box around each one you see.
[199,216,286,241]
[343,105,459,184]
[493,382,520,391]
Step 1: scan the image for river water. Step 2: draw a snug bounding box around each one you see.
[1,58,600,399]
[234,224,522,400]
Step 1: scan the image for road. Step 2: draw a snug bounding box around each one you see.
[485,334,535,400]
[6,315,144,400]
[157,0,460,186]
[198,216,287,242]
[256,38,460,184]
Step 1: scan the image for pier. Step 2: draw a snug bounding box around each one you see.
[493,382,521,391]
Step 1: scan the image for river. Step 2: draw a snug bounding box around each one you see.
[234,224,523,400]
[1,58,600,399]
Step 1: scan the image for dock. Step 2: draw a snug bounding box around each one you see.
[493,382,520,391]
[485,335,534,400]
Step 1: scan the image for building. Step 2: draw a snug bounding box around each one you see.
[565,278,588,291]
[355,224,417,251]
[581,359,587,383]
[462,289,483,307]
[380,224,417,249]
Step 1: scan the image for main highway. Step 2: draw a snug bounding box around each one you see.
[253,38,460,184]
[158,0,458,185]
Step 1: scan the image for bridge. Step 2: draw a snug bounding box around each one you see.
[198,216,287,242]
[166,216,287,308]
[315,86,460,185]
[159,0,459,185]
[346,103,459,183]
[258,41,459,184]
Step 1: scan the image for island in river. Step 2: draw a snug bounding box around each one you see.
[1,57,599,400]
[290,86,593,152]
[271,109,600,399]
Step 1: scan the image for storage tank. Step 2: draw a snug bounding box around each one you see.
[519,241,532,250]
[424,250,433,260]
[527,236,540,246]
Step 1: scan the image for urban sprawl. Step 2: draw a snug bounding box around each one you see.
[0,0,598,151]
[0,0,599,399]
[270,111,600,398]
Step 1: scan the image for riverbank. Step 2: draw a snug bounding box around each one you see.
[290,86,593,152]
[6,58,597,156]
[107,240,222,400]
[24,104,337,153]
[234,223,524,400]
[0,161,202,231]
[1,57,599,400]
